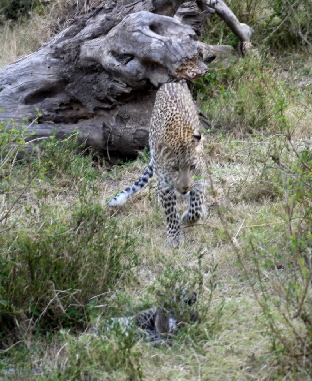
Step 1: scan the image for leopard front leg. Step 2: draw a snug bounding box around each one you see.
[159,187,184,248]
[182,180,207,225]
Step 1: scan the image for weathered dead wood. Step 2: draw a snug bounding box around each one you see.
[0,0,253,157]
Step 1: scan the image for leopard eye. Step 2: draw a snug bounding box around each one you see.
[190,164,196,171]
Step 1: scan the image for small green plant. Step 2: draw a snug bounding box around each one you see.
[35,131,99,181]
[0,119,43,236]
[148,250,224,340]
[0,119,33,180]
[57,327,143,381]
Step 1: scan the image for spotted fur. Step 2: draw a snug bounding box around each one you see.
[94,290,198,343]
[135,290,198,339]
[107,82,206,247]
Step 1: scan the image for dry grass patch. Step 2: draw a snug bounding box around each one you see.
[0,0,96,68]
[0,14,52,68]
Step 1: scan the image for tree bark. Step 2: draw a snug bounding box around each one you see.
[0,0,253,158]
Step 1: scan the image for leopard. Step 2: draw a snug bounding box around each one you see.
[134,289,198,341]
[90,289,198,344]
[107,81,206,247]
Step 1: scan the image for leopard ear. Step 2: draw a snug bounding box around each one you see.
[192,134,201,143]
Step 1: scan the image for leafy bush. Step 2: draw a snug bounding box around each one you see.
[203,0,312,51]
[0,200,138,338]
[1,0,37,21]
[0,119,33,181]
[0,125,137,342]
[265,0,312,49]
[195,54,299,137]
[34,132,99,182]
[149,251,224,342]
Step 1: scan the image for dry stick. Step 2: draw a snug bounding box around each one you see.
[0,340,24,353]
[242,222,284,229]
[263,5,293,44]
[297,30,312,48]
[182,223,220,230]
[279,158,295,239]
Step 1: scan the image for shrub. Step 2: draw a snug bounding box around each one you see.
[57,328,143,381]
[0,126,137,343]
[264,0,312,49]
[0,200,138,340]
[0,119,33,181]
[217,129,312,374]
[195,53,299,137]
[1,0,37,21]
[203,0,312,51]
[34,132,99,182]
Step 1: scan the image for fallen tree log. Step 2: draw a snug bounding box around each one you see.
[0,0,253,158]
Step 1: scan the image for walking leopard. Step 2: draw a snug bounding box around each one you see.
[107,82,206,247]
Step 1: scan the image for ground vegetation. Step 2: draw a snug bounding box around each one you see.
[0,0,312,379]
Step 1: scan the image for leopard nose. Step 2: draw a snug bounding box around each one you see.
[180,186,190,194]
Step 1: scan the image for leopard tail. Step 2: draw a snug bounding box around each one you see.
[107,160,154,206]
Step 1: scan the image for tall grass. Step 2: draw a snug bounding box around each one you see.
[0,0,90,68]
[195,53,311,138]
